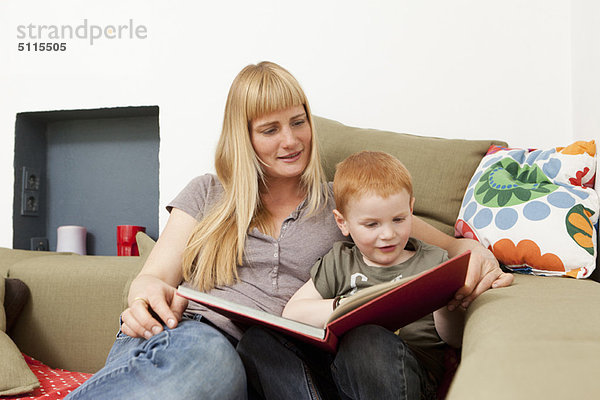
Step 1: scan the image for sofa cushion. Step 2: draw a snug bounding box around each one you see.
[455,141,598,278]
[0,274,39,396]
[1,273,4,333]
[5,278,30,335]
[136,231,155,264]
[313,116,507,235]
[19,354,92,399]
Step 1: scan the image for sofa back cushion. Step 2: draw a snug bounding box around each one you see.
[314,116,507,235]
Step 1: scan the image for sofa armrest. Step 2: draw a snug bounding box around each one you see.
[8,254,143,373]
[447,274,600,399]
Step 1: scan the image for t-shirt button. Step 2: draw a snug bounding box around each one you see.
[273,253,277,258]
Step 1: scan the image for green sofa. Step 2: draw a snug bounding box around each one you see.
[2,116,599,399]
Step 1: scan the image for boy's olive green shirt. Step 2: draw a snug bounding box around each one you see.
[311,238,449,383]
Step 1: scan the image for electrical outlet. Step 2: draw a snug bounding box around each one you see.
[21,190,40,216]
[30,237,48,251]
[22,166,40,191]
[21,166,41,216]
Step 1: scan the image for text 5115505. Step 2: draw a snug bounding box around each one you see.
[18,42,67,51]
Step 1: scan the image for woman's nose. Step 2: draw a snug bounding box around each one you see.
[281,126,298,147]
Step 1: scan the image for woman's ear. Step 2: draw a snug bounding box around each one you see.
[333,209,350,236]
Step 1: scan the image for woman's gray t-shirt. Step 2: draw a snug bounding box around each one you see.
[168,174,345,339]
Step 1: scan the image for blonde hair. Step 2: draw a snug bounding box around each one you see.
[182,61,328,292]
[333,151,413,215]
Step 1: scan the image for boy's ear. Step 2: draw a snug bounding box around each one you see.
[333,209,350,237]
[410,197,415,213]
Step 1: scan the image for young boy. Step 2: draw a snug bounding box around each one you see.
[282,150,464,398]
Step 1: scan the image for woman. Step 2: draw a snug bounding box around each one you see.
[66,61,512,400]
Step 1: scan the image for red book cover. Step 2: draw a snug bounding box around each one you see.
[177,251,470,352]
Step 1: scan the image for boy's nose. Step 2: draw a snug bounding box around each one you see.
[379,225,395,240]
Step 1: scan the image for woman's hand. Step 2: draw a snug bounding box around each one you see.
[410,217,513,310]
[120,274,188,339]
[447,238,514,310]
[119,208,197,339]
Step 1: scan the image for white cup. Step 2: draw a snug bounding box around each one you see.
[56,225,87,255]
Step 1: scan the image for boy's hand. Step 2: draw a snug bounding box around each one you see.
[282,280,333,328]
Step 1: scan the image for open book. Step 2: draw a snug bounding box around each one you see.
[177,251,470,352]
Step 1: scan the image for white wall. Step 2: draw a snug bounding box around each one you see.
[0,0,596,247]
[572,0,600,140]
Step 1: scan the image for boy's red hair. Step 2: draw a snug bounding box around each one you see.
[333,151,413,214]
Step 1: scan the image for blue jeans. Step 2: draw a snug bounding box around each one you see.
[65,315,247,400]
[237,324,435,400]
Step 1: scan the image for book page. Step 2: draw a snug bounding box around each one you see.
[327,274,417,322]
[177,286,327,339]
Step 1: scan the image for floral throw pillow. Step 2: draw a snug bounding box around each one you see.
[455,141,598,278]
